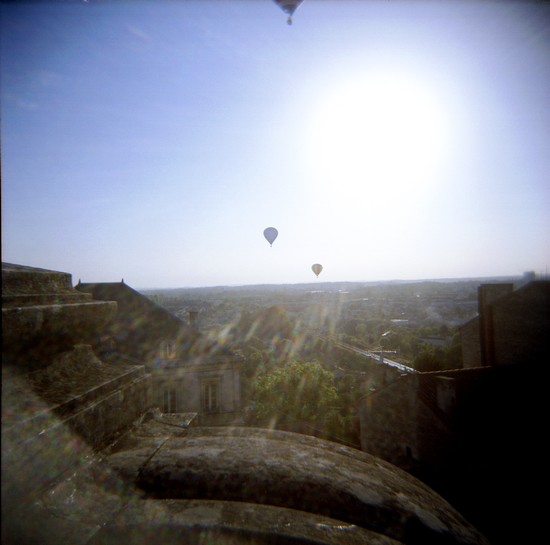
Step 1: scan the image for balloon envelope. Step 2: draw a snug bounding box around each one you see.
[274,0,302,16]
[312,263,323,277]
[263,227,278,246]
[273,0,303,24]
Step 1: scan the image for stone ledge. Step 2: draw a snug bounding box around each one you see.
[107,428,489,545]
[3,375,149,447]
[87,499,405,545]
[2,301,117,349]
[3,292,93,306]
[2,263,78,295]
[2,262,118,356]
[29,345,145,409]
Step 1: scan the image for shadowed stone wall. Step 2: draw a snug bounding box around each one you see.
[2,263,152,544]
[461,281,550,369]
[359,361,546,544]
[459,318,481,368]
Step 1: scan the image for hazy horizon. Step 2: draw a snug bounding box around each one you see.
[3,259,537,292]
[2,1,549,288]
[134,272,536,292]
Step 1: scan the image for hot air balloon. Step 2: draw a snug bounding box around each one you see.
[263,227,278,247]
[273,0,303,25]
[312,263,323,278]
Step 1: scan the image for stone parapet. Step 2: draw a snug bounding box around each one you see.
[2,263,117,360]
[2,263,91,302]
[2,262,151,543]
[2,301,117,351]
[107,426,489,545]
[89,499,405,545]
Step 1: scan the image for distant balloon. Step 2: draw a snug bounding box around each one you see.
[273,0,303,25]
[312,263,323,278]
[263,227,278,247]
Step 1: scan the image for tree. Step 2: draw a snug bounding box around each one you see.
[237,305,293,342]
[412,348,443,372]
[412,336,463,372]
[252,361,339,430]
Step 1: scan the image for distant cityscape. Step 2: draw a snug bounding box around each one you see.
[143,273,538,362]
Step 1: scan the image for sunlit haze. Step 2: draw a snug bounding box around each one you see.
[2,0,549,288]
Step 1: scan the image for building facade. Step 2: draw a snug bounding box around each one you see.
[76,280,244,424]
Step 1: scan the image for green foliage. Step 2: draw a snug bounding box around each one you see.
[240,348,264,402]
[237,305,293,342]
[412,349,444,372]
[412,335,463,372]
[252,361,339,427]
[340,320,465,369]
[241,339,361,446]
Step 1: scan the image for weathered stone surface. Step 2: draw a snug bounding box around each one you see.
[2,263,87,301]
[108,427,489,545]
[1,366,148,545]
[2,301,117,351]
[31,345,128,403]
[2,351,149,451]
[2,263,117,358]
[2,262,151,545]
[88,499,405,545]
[3,442,138,545]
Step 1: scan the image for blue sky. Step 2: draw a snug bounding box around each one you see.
[2,0,549,288]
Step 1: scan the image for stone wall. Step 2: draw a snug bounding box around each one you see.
[459,317,481,368]
[359,376,419,470]
[491,281,550,366]
[358,361,549,545]
[1,262,152,518]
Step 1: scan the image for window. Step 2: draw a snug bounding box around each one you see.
[163,388,177,413]
[160,339,176,359]
[201,379,220,414]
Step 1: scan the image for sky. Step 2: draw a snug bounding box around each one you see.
[1,0,549,288]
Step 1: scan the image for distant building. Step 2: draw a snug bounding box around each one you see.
[76,281,244,425]
[149,350,245,426]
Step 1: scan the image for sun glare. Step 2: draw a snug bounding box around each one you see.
[304,73,450,213]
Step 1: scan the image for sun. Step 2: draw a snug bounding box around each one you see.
[303,72,450,211]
